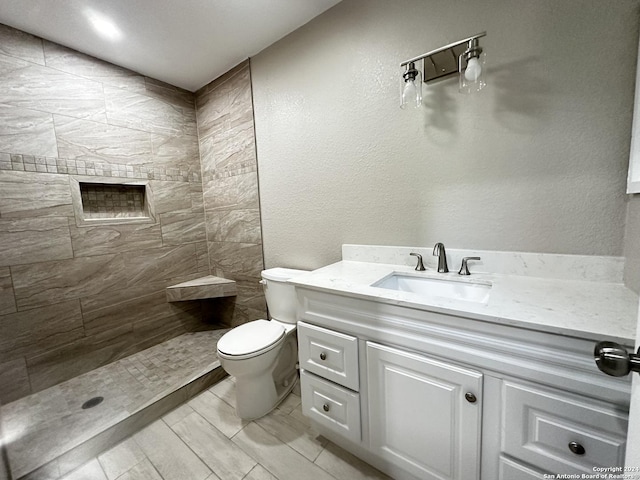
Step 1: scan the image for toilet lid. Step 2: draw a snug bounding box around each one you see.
[217,320,285,356]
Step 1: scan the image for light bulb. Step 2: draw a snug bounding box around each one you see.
[464,57,482,82]
[401,80,417,108]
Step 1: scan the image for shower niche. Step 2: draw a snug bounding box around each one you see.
[71,177,156,226]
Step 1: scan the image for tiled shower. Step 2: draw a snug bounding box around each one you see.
[0,23,266,478]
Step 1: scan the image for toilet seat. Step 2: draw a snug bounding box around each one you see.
[217,319,285,359]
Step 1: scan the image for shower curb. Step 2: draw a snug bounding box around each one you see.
[17,366,228,480]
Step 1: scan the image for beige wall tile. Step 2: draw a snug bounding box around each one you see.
[12,245,197,310]
[0,53,106,122]
[0,217,73,267]
[54,115,153,164]
[0,104,57,157]
[0,171,73,218]
[0,267,16,316]
[0,300,83,362]
[208,242,264,279]
[0,357,31,403]
[145,77,195,109]
[148,181,192,214]
[206,209,262,243]
[43,41,146,93]
[203,172,259,211]
[69,223,162,257]
[105,86,196,137]
[160,212,206,245]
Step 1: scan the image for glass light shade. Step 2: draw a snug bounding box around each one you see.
[459,52,486,94]
[400,67,422,109]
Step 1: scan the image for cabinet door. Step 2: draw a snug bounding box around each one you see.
[367,342,483,480]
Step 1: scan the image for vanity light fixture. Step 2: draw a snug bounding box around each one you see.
[400,62,422,109]
[400,31,487,107]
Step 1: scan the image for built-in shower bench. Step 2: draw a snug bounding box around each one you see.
[166,275,237,302]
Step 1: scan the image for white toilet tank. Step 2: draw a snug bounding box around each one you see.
[261,268,308,324]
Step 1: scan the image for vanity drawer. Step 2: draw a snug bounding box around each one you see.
[502,380,628,475]
[300,370,361,443]
[298,321,359,391]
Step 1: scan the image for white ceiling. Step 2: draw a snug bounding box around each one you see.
[0,0,341,92]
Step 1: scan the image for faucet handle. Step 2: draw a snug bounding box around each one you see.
[409,252,426,271]
[458,257,481,276]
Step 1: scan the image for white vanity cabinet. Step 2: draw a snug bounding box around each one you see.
[295,287,631,480]
[366,342,482,480]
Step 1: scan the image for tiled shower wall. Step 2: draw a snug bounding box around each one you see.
[196,62,268,326]
[0,24,213,403]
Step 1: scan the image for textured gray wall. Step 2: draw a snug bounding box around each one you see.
[252,0,638,270]
[0,24,209,403]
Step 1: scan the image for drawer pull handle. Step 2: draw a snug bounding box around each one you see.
[323,403,330,412]
[465,392,477,403]
[568,441,585,455]
[320,352,327,361]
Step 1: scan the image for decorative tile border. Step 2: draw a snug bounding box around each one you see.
[0,152,200,183]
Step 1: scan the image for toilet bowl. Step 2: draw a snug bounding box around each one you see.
[216,268,308,420]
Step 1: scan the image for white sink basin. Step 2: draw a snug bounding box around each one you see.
[372,273,491,304]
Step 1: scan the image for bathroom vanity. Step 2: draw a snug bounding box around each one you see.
[292,245,637,480]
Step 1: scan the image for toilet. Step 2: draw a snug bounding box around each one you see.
[216,267,308,420]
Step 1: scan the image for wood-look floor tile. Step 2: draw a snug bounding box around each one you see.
[162,403,195,427]
[231,423,336,480]
[189,390,247,438]
[97,438,146,480]
[115,458,163,480]
[208,375,235,407]
[170,412,256,480]
[58,459,107,480]
[314,441,392,480]
[255,409,327,462]
[243,464,278,480]
[275,392,302,415]
[133,420,211,480]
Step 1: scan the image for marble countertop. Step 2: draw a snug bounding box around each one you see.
[290,260,639,345]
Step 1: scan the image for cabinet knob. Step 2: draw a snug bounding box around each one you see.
[323,403,330,412]
[464,392,477,403]
[568,441,585,455]
[320,352,327,361]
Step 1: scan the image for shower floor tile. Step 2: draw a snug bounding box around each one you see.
[1,329,229,479]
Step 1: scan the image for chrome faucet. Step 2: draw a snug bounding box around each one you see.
[458,256,481,275]
[409,252,426,271]
[433,243,448,273]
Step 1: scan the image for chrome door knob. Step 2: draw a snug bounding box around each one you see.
[594,341,640,377]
